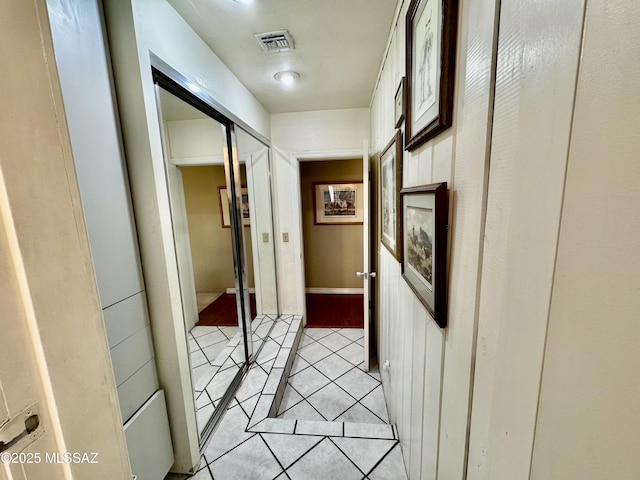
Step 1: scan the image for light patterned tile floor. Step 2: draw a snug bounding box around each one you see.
[169,322,407,480]
[278,328,389,424]
[188,315,277,435]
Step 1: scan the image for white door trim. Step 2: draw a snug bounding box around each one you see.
[290,147,367,329]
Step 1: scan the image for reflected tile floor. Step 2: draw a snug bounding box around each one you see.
[172,320,408,480]
[189,315,277,435]
[278,328,389,424]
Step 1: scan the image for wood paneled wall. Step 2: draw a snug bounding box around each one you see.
[370,0,500,478]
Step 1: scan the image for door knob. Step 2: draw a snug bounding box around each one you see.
[356,272,376,279]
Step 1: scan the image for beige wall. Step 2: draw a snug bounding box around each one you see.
[300,160,363,289]
[182,165,254,293]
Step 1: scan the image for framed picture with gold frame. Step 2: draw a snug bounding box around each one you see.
[313,182,364,225]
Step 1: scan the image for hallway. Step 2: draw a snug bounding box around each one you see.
[173,317,406,479]
[3,0,638,478]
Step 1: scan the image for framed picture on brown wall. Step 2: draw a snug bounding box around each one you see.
[401,182,448,327]
[405,0,458,151]
[380,131,403,261]
[218,186,250,228]
[313,182,364,225]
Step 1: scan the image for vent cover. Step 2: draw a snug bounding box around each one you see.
[254,30,295,53]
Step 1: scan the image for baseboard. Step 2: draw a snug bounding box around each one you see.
[305,288,364,295]
[225,288,256,294]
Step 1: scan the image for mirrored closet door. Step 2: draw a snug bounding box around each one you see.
[154,73,278,444]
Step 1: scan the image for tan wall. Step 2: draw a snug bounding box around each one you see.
[300,160,363,289]
[182,165,254,293]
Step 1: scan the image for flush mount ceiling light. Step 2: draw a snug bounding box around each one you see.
[274,71,300,85]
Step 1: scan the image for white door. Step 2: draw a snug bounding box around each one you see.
[358,140,374,372]
[0,177,63,480]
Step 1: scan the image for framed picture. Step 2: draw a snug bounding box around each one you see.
[400,182,448,327]
[218,186,250,228]
[380,131,403,261]
[405,0,458,151]
[313,182,364,225]
[394,77,406,128]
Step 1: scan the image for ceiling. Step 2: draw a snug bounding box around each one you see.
[167,0,398,114]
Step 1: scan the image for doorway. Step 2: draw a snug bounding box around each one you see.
[299,159,365,328]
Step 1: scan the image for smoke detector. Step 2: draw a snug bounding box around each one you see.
[254,30,295,53]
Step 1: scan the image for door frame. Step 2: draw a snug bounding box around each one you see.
[291,145,372,368]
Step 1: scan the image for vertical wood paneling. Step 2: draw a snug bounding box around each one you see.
[466,1,586,479]
[372,0,499,478]
[530,1,640,478]
[422,320,444,479]
[400,293,415,468]
[409,308,427,479]
[436,0,500,477]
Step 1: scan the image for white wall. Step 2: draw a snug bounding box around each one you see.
[0,0,132,477]
[270,108,370,314]
[370,0,499,477]
[373,0,640,479]
[103,0,270,472]
[466,0,586,478]
[530,1,640,478]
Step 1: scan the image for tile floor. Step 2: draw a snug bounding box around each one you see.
[173,317,408,479]
[189,315,278,434]
[277,328,388,424]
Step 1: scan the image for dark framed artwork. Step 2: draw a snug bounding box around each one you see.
[405,0,458,151]
[394,77,406,128]
[313,181,364,225]
[400,182,448,327]
[218,186,250,228]
[380,131,403,261]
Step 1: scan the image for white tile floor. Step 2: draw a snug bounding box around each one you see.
[189,315,278,435]
[173,318,408,479]
[278,328,388,424]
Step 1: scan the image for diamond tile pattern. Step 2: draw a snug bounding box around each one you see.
[188,315,276,435]
[278,328,388,424]
[196,323,407,480]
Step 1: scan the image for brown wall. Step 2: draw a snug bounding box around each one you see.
[182,165,254,293]
[300,159,363,288]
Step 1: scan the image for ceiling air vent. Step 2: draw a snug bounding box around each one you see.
[254,30,295,53]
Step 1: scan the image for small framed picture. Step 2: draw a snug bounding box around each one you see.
[313,182,364,225]
[405,0,458,150]
[218,186,250,228]
[380,131,403,261]
[401,182,448,327]
[394,77,405,128]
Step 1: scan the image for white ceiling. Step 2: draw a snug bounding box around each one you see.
[167,0,398,114]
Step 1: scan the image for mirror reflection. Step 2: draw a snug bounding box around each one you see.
[156,85,278,441]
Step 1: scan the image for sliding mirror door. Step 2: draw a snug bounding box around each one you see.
[156,84,250,442]
[236,127,279,354]
[154,75,279,445]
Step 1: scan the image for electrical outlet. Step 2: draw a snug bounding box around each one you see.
[282,232,289,242]
[262,233,269,243]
